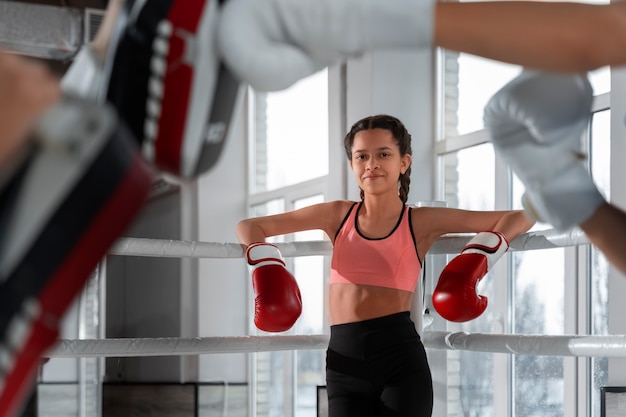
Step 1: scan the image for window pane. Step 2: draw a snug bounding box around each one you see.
[512,247,565,417]
[250,196,327,417]
[441,55,609,137]
[512,175,565,417]
[293,195,325,334]
[444,143,496,416]
[442,144,495,210]
[250,200,291,417]
[442,51,520,136]
[590,109,610,417]
[251,70,329,194]
[251,199,285,219]
[293,195,326,417]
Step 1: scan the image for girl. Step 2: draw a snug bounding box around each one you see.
[237,114,534,416]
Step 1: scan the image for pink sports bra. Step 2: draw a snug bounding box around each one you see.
[330,202,422,293]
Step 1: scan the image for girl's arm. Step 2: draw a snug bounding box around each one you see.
[237,201,351,332]
[436,1,626,72]
[413,207,535,256]
[490,210,536,243]
[236,200,351,247]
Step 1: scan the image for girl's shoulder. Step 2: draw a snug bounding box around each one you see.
[321,200,358,213]
[317,200,358,236]
[292,200,357,221]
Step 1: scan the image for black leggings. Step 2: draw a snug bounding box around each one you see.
[326,312,433,417]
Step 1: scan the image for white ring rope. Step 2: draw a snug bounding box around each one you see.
[422,331,626,358]
[108,228,588,258]
[83,227,595,360]
[46,335,330,358]
[47,331,626,358]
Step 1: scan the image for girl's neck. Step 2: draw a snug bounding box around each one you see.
[360,195,404,218]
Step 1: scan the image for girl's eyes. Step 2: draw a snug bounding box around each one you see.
[355,153,390,160]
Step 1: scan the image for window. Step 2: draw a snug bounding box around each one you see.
[436,26,611,417]
[247,69,329,417]
[249,70,329,194]
[444,143,497,416]
[293,195,327,417]
[590,108,611,417]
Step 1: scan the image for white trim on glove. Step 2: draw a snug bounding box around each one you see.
[461,231,509,270]
[246,242,286,268]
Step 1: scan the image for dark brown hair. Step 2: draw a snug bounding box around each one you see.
[343,114,412,203]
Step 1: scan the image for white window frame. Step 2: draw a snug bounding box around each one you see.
[435,42,614,417]
[244,67,342,415]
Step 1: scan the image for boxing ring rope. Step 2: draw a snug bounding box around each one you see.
[47,335,331,358]
[423,332,626,358]
[46,333,626,358]
[44,226,617,359]
[107,227,589,258]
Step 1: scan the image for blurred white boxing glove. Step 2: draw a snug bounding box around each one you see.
[217,0,434,91]
[484,71,605,230]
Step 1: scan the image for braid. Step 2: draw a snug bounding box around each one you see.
[399,167,411,204]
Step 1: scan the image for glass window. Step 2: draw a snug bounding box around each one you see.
[251,199,285,220]
[442,143,495,210]
[251,69,329,194]
[444,143,496,416]
[293,195,326,335]
[441,54,609,137]
[589,110,610,417]
[249,200,291,417]
[510,155,566,416]
[512,247,565,417]
[451,53,520,136]
[293,195,326,417]
[437,10,611,414]
[247,70,330,417]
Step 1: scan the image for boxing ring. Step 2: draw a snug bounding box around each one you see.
[44,226,626,360]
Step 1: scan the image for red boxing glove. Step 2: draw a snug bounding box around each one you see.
[246,243,302,332]
[432,231,509,322]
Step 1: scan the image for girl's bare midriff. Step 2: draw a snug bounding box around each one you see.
[329,283,413,325]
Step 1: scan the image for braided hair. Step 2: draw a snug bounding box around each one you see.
[343,114,412,204]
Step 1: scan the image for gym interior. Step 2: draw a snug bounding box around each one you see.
[8,1,626,416]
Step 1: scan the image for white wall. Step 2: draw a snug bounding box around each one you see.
[345,50,435,204]
[196,90,249,383]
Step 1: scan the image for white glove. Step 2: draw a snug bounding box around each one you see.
[217,0,434,92]
[484,71,605,230]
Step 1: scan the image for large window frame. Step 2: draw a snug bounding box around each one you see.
[244,69,334,417]
[434,44,613,417]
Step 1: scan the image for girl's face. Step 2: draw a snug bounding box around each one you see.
[349,128,411,198]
